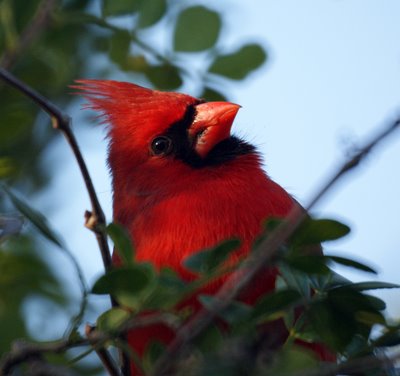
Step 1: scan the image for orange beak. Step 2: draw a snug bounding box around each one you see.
[189,102,241,158]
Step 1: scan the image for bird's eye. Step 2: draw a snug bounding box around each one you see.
[150,136,173,156]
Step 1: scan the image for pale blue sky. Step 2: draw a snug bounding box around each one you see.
[32,1,400,338]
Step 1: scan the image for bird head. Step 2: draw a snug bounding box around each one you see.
[74,80,254,196]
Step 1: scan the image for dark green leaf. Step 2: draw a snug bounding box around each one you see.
[199,295,252,324]
[278,263,312,298]
[102,0,138,17]
[308,301,356,351]
[184,238,240,274]
[268,345,318,374]
[326,255,377,274]
[374,330,400,347]
[174,6,221,52]
[355,311,386,326]
[92,264,156,309]
[143,341,166,371]
[138,0,166,28]
[97,307,131,331]
[286,255,331,275]
[253,289,302,321]
[328,288,378,311]
[1,184,63,247]
[145,64,182,90]
[335,281,400,292]
[209,44,267,80]
[106,223,134,264]
[109,30,131,65]
[144,268,187,309]
[291,218,351,245]
[363,295,387,311]
[195,324,223,352]
[200,87,228,102]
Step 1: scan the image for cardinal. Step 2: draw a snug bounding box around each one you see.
[76,80,335,374]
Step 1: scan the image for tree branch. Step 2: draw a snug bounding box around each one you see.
[0,68,112,272]
[85,324,122,376]
[151,116,400,376]
[0,313,178,375]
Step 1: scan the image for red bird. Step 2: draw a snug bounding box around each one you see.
[77,80,334,374]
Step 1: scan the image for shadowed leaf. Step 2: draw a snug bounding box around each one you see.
[1,184,63,247]
[184,238,241,274]
[292,218,351,245]
[97,307,131,331]
[146,64,182,90]
[106,222,134,264]
[138,0,166,28]
[209,44,267,80]
[102,0,138,17]
[174,6,221,52]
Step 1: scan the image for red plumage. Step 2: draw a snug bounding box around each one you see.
[76,80,335,374]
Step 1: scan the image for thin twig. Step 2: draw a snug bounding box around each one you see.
[0,68,120,372]
[0,313,178,375]
[85,325,121,376]
[151,117,400,376]
[0,68,112,272]
[0,0,57,69]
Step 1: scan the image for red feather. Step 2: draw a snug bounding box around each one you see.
[75,80,335,374]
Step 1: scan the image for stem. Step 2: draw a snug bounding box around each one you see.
[0,68,112,271]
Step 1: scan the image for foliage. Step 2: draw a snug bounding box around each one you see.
[0,1,399,376]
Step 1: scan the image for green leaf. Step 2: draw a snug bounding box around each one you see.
[109,30,131,65]
[97,307,131,331]
[102,0,138,17]
[278,263,312,298]
[327,288,386,321]
[143,341,166,372]
[174,6,221,52]
[106,223,134,264]
[374,330,400,347]
[138,0,166,28]
[1,184,63,247]
[195,324,223,352]
[308,300,356,351]
[335,281,400,292]
[267,345,318,374]
[184,238,241,274]
[199,295,252,324]
[286,255,331,275]
[144,268,187,309]
[92,264,156,309]
[253,289,301,321]
[292,218,351,245]
[326,255,377,274]
[209,44,267,80]
[145,64,182,90]
[200,87,228,102]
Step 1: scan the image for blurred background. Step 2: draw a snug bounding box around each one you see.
[1,0,399,373]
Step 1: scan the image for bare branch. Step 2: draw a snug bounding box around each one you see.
[85,325,122,376]
[0,313,178,375]
[151,116,400,376]
[0,68,112,272]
